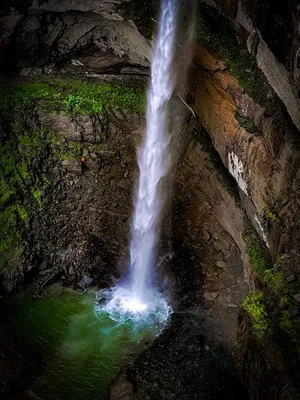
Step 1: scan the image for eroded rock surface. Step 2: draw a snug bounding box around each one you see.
[0,1,151,80]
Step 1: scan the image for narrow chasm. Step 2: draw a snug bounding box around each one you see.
[1,1,300,400]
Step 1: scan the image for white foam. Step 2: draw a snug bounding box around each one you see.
[228,151,248,195]
[95,286,172,327]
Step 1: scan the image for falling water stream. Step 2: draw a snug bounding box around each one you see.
[130,0,178,301]
[4,1,179,398]
[101,0,179,317]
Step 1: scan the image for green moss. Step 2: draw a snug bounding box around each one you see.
[60,140,82,161]
[0,204,27,270]
[236,113,258,134]
[0,175,14,206]
[0,134,29,196]
[275,254,288,266]
[265,208,279,222]
[18,132,44,159]
[68,141,81,152]
[264,270,287,293]
[90,143,109,152]
[11,121,24,134]
[60,153,76,161]
[242,291,270,339]
[0,127,53,268]
[0,82,146,117]
[243,219,270,274]
[31,175,51,209]
[277,293,300,344]
[280,311,300,338]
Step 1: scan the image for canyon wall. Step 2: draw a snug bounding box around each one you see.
[1,1,300,399]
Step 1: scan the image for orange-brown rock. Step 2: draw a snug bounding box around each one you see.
[188,42,300,259]
[189,44,271,214]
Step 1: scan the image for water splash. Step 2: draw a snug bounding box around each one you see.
[96,0,178,321]
[95,287,172,328]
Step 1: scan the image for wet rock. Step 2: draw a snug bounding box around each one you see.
[204,291,219,301]
[110,367,134,400]
[216,260,226,269]
[293,293,300,304]
[227,303,238,308]
[61,160,82,176]
[0,4,151,77]
[40,115,81,141]
[77,275,93,290]
[0,332,42,398]
[98,150,116,158]
[286,275,296,283]
[290,308,299,318]
[256,39,300,132]
[203,229,211,241]
[193,42,227,71]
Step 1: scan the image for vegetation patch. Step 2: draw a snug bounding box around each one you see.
[280,310,300,337]
[0,119,92,270]
[264,269,287,293]
[236,113,259,134]
[242,291,270,339]
[0,82,146,117]
[246,250,300,364]
[0,204,28,270]
[31,176,51,209]
[0,79,144,273]
[0,126,54,270]
[265,208,279,222]
[243,218,270,274]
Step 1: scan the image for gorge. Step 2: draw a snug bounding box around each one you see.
[1,1,300,399]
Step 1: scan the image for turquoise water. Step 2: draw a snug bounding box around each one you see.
[13,285,161,400]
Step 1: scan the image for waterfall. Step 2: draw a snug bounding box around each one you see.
[129,0,179,304]
[96,0,179,322]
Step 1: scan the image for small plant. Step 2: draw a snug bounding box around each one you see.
[0,204,27,270]
[280,295,291,308]
[264,269,287,293]
[11,121,24,133]
[243,219,270,274]
[242,291,270,339]
[236,113,258,134]
[265,209,278,222]
[0,129,51,267]
[275,254,287,266]
[31,176,51,209]
[280,310,300,338]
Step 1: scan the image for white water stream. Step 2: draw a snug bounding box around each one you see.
[129,0,178,304]
[96,0,178,322]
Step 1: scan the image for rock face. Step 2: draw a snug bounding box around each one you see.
[234,314,300,400]
[110,368,134,400]
[0,101,145,292]
[204,0,300,131]
[0,0,151,80]
[1,1,300,399]
[192,2,300,399]
[189,42,300,261]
